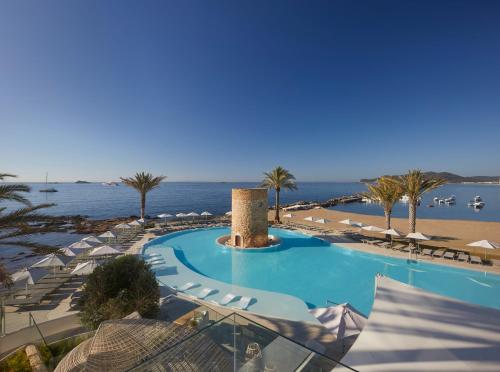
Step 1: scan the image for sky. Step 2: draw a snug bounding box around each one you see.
[1,0,499,182]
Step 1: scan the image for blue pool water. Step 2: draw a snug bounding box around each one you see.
[145,227,500,316]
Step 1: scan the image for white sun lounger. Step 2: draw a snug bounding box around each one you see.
[231,296,253,310]
[194,287,216,300]
[146,253,162,258]
[470,255,482,264]
[211,293,239,306]
[443,251,456,260]
[178,282,199,292]
[147,259,166,265]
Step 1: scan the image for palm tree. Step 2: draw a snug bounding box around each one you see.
[393,169,446,235]
[261,166,297,223]
[363,177,403,230]
[121,172,166,219]
[0,173,57,286]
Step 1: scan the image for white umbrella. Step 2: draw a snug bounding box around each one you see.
[176,213,187,219]
[304,216,315,221]
[137,218,145,224]
[201,211,212,220]
[380,228,403,237]
[82,236,102,245]
[406,232,431,257]
[187,212,199,222]
[315,218,330,224]
[71,261,100,276]
[467,240,500,260]
[31,253,70,276]
[60,247,82,257]
[69,240,94,249]
[89,245,122,257]
[10,268,48,295]
[128,220,141,227]
[99,231,116,244]
[309,303,367,340]
[283,213,293,218]
[115,223,131,229]
[225,211,232,216]
[362,225,384,232]
[339,219,364,227]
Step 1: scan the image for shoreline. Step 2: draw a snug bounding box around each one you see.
[271,208,500,259]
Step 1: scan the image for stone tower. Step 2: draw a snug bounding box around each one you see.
[231,188,268,248]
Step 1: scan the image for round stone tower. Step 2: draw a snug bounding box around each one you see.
[231,188,268,248]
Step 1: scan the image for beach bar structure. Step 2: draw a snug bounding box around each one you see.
[231,188,268,248]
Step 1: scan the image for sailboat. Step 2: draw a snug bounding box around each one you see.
[39,172,58,193]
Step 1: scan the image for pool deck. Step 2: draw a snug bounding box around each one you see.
[143,240,320,324]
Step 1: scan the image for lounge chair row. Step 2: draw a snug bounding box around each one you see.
[421,249,482,264]
[173,282,254,310]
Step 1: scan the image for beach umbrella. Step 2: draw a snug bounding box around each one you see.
[137,218,145,224]
[176,213,187,220]
[99,231,116,244]
[157,213,172,224]
[380,228,403,237]
[406,232,431,257]
[339,219,364,227]
[201,211,212,219]
[186,212,199,222]
[304,216,315,222]
[10,267,48,295]
[128,220,141,227]
[225,211,232,216]
[115,223,131,230]
[31,253,71,276]
[315,218,330,224]
[69,240,94,249]
[82,236,102,245]
[71,261,100,276]
[60,247,83,257]
[362,225,384,232]
[309,303,367,340]
[283,213,293,218]
[467,240,500,260]
[89,245,122,257]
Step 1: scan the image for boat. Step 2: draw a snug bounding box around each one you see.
[473,195,482,202]
[39,173,58,193]
[400,195,421,203]
[473,201,485,209]
[102,181,119,186]
[438,199,445,204]
[433,197,439,202]
[444,196,456,204]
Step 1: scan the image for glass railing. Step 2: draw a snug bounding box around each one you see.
[128,312,357,371]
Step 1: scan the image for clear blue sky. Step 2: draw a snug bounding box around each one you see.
[1,0,499,182]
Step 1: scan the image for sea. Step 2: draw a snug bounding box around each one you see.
[1,182,499,272]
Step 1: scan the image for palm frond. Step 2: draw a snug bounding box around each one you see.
[0,184,32,205]
[261,166,297,191]
[0,203,56,228]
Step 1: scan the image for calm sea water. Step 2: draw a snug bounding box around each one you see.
[4,182,500,222]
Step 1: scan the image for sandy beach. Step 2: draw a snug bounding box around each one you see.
[270,208,500,259]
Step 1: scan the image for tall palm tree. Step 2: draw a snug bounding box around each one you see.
[261,166,297,223]
[363,177,403,230]
[0,173,57,286]
[393,169,446,234]
[121,172,166,219]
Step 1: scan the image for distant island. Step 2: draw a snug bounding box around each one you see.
[361,172,500,184]
[75,180,91,184]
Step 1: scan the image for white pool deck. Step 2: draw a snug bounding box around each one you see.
[142,241,320,324]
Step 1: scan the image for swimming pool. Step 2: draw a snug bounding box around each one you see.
[144,227,500,316]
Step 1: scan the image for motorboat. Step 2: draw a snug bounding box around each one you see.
[473,195,482,202]
[473,201,485,209]
[433,197,439,202]
[438,199,445,204]
[102,181,119,186]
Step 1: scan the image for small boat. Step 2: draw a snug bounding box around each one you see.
[102,181,119,186]
[444,197,456,205]
[473,196,482,202]
[473,201,485,209]
[438,199,445,204]
[433,197,439,202]
[40,173,58,193]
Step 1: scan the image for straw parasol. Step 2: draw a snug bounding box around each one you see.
[467,240,500,260]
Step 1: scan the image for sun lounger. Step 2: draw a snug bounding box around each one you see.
[421,248,434,256]
[377,242,391,248]
[193,287,216,300]
[231,296,254,310]
[457,253,470,262]
[211,293,240,306]
[443,251,456,260]
[470,255,482,264]
[390,244,405,251]
[433,250,445,258]
[177,282,199,292]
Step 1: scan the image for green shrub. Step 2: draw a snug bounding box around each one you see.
[79,255,159,329]
[0,349,31,372]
